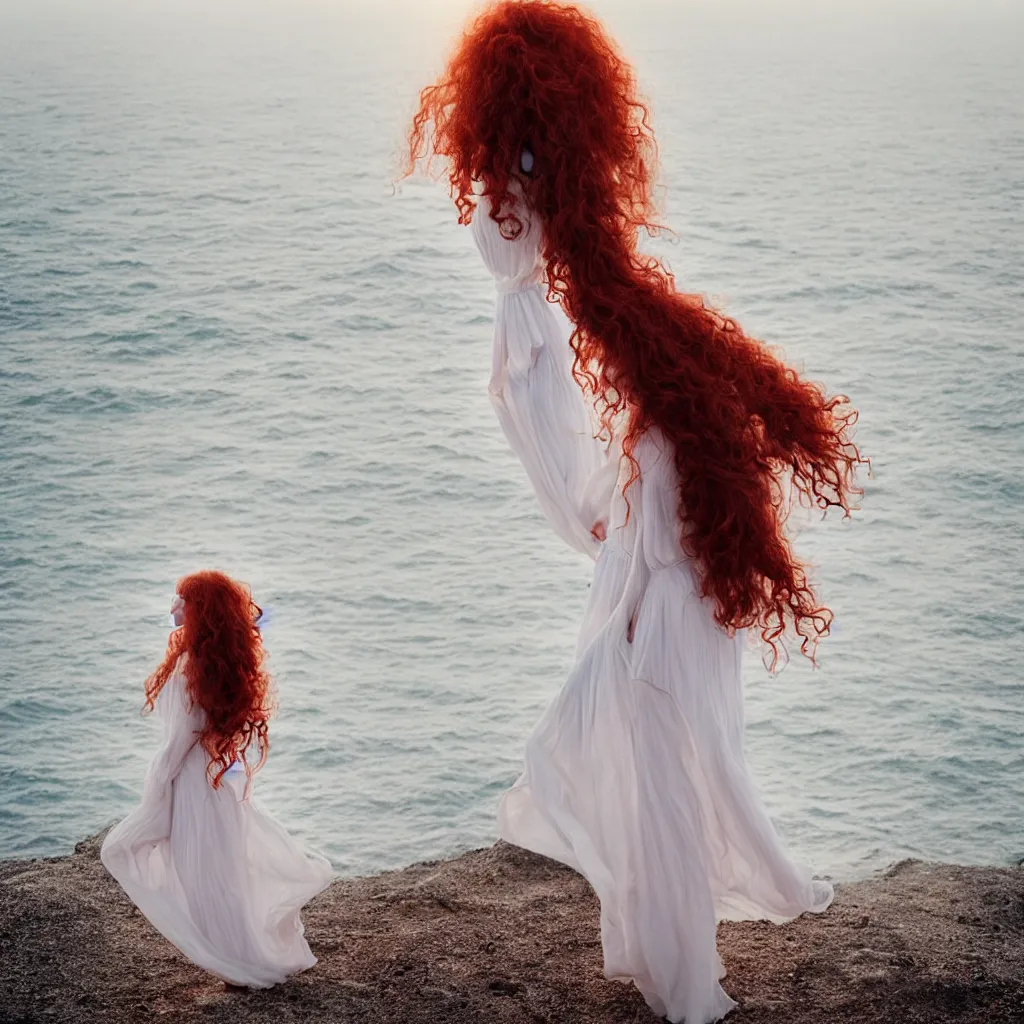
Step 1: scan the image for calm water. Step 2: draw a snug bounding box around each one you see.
[1,0,1021,878]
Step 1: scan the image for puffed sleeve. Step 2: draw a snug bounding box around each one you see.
[472,195,616,558]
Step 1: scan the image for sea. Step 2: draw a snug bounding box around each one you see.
[1,0,1021,879]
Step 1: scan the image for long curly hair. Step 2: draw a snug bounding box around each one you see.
[407,0,866,661]
[145,571,274,786]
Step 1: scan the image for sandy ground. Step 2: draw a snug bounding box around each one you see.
[1,831,1022,1023]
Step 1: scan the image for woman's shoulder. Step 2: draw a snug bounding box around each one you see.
[634,425,675,468]
[166,651,189,684]
[156,653,189,706]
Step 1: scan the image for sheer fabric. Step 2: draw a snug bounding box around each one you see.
[101,659,332,987]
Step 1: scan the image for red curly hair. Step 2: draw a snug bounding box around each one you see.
[408,0,866,661]
[145,571,274,786]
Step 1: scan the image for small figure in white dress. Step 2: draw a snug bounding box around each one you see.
[101,570,333,989]
[408,3,867,1021]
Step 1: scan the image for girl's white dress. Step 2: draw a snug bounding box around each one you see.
[101,658,333,987]
[472,198,833,1024]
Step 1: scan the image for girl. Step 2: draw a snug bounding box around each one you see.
[101,570,333,988]
[407,2,865,1021]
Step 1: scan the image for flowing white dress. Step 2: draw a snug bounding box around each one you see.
[473,198,834,1024]
[101,658,333,987]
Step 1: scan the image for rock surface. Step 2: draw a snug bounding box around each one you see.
[1,831,1022,1023]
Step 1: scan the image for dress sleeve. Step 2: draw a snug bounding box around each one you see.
[141,660,203,800]
[100,658,205,879]
[472,197,615,559]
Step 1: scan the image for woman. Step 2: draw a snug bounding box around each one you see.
[408,2,865,1021]
[101,571,333,988]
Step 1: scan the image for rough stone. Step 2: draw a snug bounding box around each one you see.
[1,830,1022,1023]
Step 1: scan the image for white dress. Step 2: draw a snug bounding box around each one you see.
[473,198,834,1024]
[101,658,333,987]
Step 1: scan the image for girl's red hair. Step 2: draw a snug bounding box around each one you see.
[145,571,274,786]
[408,0,866,660]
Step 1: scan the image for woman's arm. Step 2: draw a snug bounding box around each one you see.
[475,198,615,558]
[100,663,205,873]
[141,665,203,798]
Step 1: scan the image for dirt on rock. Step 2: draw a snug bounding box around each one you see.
[1,830,1022,1023]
